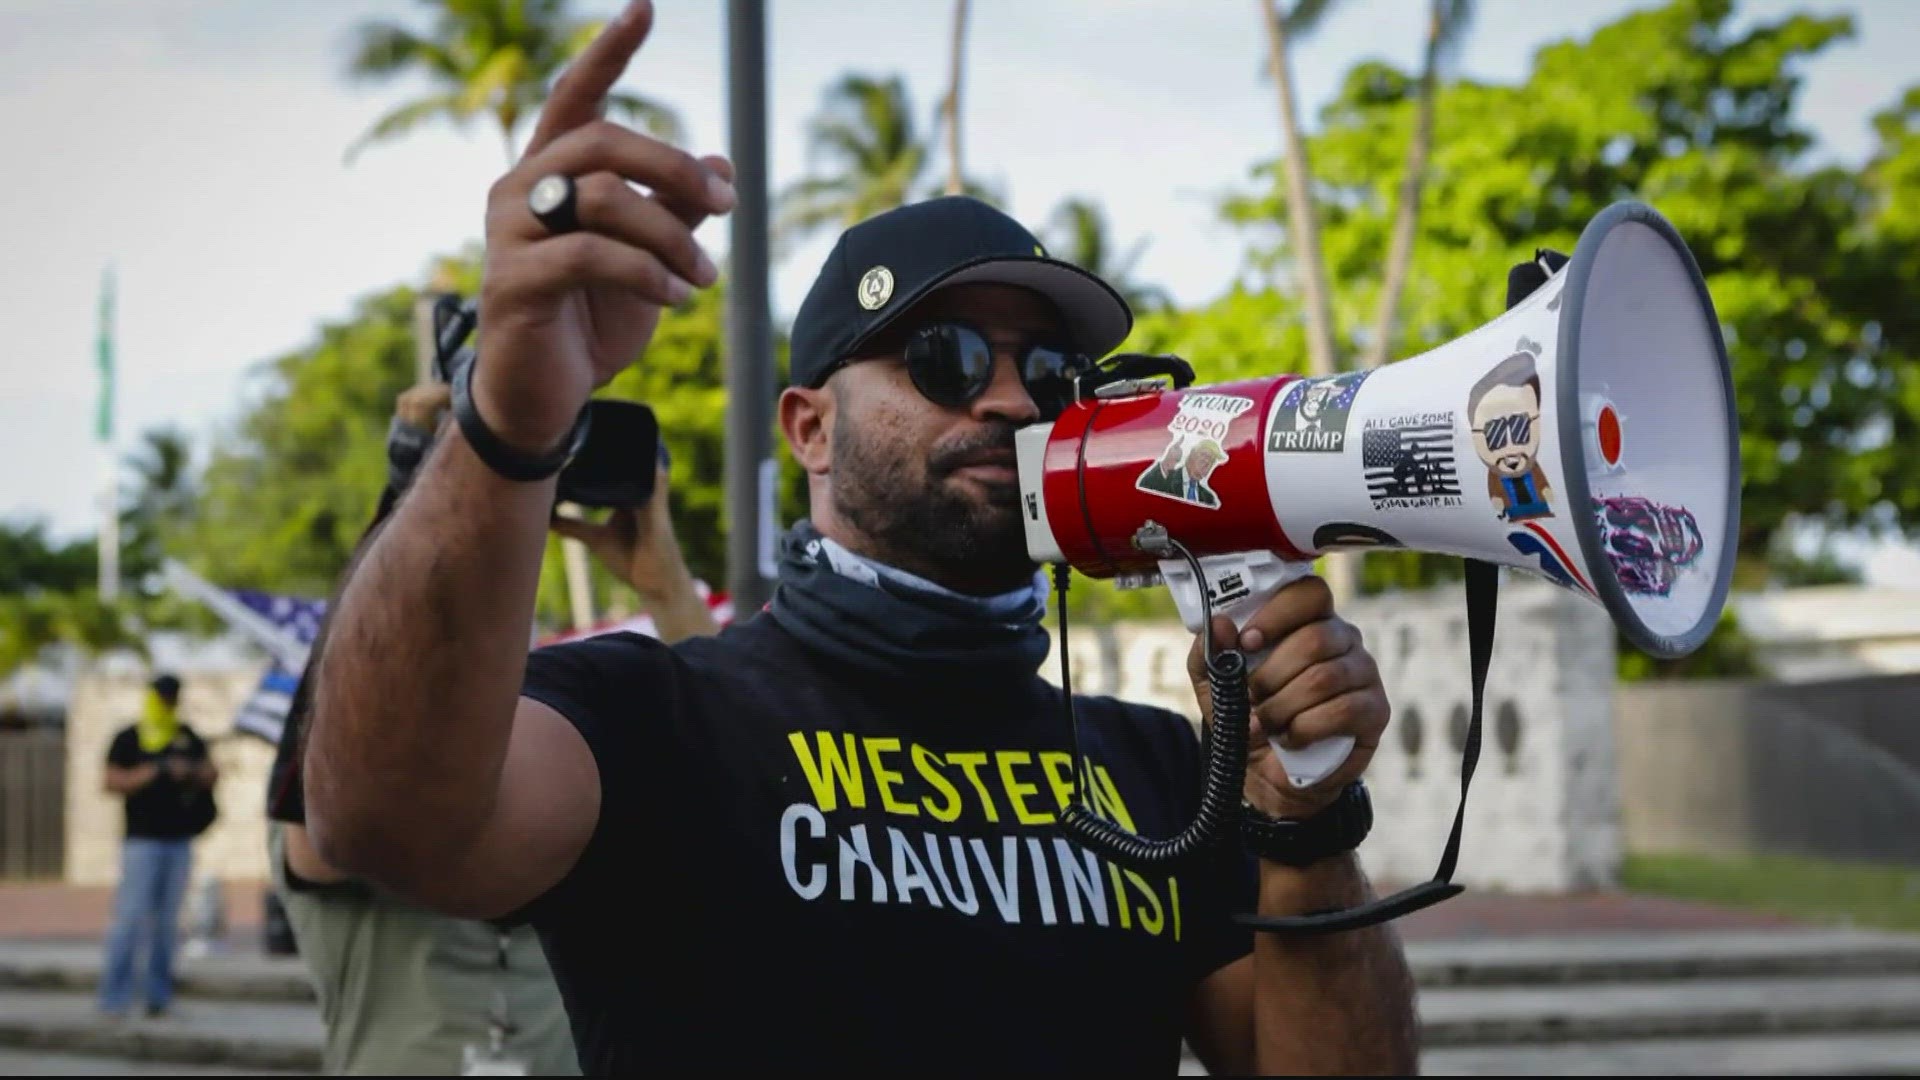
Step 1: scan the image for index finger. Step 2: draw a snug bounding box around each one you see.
[1236,574,1335,653]
[522,0,655,160]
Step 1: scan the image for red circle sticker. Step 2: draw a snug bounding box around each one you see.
[1597,405,1623,466]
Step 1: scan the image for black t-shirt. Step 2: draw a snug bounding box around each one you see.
[107,724,217,841]
[517,613,1254,1074]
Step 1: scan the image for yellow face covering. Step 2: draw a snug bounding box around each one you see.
[137,689,180,754]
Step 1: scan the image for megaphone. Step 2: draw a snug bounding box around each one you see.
[1019,201,1740,928]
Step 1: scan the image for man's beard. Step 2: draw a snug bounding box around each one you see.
[830,419,1034,592]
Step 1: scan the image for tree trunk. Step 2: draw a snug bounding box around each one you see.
[944,0,971,196]
[1259,0,1339,381]
[1261,0,1356,603]
[1361,0,1443,370]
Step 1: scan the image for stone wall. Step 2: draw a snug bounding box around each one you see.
[65,666,275,887]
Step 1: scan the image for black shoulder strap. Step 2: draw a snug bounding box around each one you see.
[1234,562,1496,933]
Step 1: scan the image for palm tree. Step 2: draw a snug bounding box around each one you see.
[779,74,931,243]
[1259,0,1354,601]
[121,429,197,583]
[1045,198,1171,314]
[1257,0,1341,381]
[941,0,973,197]
[1361,0,1475,369]
[343,0,682,167]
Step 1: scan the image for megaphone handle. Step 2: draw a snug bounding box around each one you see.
[1164,553,1357,791]
[1237,642,1356,791]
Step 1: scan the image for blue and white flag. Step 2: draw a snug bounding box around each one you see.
[233,661,305,746]
[162,560,326,746]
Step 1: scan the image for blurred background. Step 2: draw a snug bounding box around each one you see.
[1,0,1917,1074]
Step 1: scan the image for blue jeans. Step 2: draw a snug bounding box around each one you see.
[98,837,194,1013]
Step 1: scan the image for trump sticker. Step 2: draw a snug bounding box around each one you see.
[1135,393,1255,510]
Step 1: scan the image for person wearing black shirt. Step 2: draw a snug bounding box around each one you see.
[99,673,218,1018]
[301,5,1414,1073]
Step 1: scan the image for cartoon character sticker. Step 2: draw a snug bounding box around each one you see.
[1266,370,1370,454]
[1136,393,1255,510]
[1468,340,1555,522]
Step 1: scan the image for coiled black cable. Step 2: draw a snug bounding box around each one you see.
[1052,541,1251,871]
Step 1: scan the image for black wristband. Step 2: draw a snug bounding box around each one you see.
[450,350,591,483]
[1240,780,1373,868]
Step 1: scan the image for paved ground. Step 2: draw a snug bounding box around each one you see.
[0,878,1806,943]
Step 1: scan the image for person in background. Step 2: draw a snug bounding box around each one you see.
[99,672,219,1019]
[266,378,713,1075]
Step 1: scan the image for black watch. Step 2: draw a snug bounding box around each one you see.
[1240,780,1373,868]
[450,350,592,483]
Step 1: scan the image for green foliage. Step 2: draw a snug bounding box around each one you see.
[0,521,95,595]
[1044,198,1172,315]
[178,247,763,628]
[778,72,1007,253]
[182,279,427,599]
[1624,852,1920,933]
[343,0,681,165]
[1204,0,1917,585]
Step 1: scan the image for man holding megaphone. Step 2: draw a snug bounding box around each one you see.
[303,2,1739,1076]
[300,4,1402,1073]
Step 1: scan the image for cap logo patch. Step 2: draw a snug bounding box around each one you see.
[1034,243,1045,257]
[857,266,895,310]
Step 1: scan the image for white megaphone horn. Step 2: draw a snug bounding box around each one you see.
[1022,201,1739,928]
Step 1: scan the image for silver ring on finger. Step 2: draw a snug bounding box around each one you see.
[527,174,580,236]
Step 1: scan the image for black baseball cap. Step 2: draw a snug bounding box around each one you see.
[788,196,1134,390]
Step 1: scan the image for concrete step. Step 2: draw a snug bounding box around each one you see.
[7,972,1920,1072]
[0,1045,306,1075]
[1420,974,1920,1046]
[1409,929,1920,987]
[0,944,314,1003]
[7,929,1919,1004]
[0,989,322,1073]
[1420,1032,1920,1075]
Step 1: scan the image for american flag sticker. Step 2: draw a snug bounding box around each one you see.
[1362,412,1464,509]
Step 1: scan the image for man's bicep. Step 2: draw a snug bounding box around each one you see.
[423,696,603,921]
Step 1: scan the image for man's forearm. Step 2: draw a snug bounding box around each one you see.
[304,427,553,881]
[1252,854,1419,1074]
[640,571,720,644]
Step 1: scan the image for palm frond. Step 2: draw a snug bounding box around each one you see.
[343,93,470,165]
[606,92,685,143]
[1284,0,1341,36]
[347,21,459,82]
[457,45,526,113]
[1431,0,1475,66]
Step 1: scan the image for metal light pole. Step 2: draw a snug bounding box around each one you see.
[725,0,775,611]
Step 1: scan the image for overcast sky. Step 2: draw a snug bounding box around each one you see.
[3,0,1914,579]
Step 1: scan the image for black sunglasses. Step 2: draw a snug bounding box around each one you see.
[838,320,1092,420]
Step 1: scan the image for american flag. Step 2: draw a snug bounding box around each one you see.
[1362,422,1461,501]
